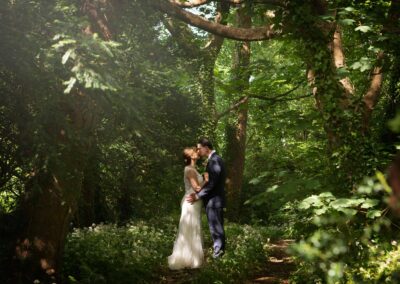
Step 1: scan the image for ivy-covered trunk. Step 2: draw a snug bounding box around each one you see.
[294,0,398,184]
[198,58,220,141]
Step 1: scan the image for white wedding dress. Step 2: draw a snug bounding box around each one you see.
[168,166,204,270]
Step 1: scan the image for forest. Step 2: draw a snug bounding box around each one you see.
[1,0,400,283]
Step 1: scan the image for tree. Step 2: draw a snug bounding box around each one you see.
[152,0,400,181]
[224,4,252,220]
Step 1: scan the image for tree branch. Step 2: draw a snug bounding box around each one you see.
[163,2,229,64]
[363,51,384,113]
[170,0,210,7]
[332,24,354,96]
[216,83,311,119]
[249,93,312,102]
[203,1,230,55]
[253,81,304,100]
[82,0,113,40]
[217,96,249,119]
[163,17,201,57]
[362,0,400,127]
[152,0,281,41]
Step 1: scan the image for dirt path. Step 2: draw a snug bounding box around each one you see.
[159,268,195,284]
[246,239,295,284]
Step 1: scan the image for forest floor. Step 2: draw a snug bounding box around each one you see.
[158,239,295,284]
[246,239,295,284]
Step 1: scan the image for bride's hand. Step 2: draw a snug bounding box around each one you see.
[186,193,198,204]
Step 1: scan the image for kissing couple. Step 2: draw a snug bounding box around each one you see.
[168,137,226,270]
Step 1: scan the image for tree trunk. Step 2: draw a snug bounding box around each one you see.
[75,149,100,227]
[198,58,219,140]
[12,1,113,281]
[14,94,96,283]
[118,165,134,223]
[225,5,251,221]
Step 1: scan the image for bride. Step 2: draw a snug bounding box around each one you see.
[168,147,206,270]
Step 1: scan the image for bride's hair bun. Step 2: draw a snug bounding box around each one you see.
[183,147,196,166]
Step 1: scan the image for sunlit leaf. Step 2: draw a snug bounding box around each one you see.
[355,26,372,33]
[64,77,77,94]
[366,210,381,219]
[360,199,379,209]
[62,48,74,65]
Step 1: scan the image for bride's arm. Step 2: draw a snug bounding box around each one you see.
[187,169,202,192]
[203,172,209,183]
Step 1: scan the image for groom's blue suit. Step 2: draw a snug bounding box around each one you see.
[197,152,226,255]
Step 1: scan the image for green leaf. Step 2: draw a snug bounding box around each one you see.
[350,62,362,70]
[319,192,335,198]
[299,195,323,209]
[249,177,261,185]
[336,207,357,216]
[350,57,372,72]
[52,39,76,49]
[360,63,372,72]
[62,48,74,65]
[100,42,114,57]
[64,77,77,94]
[376,171,392,194]
[267,185,279,193]
[336,67,350,77]
[339,19,355,26]
[366,210,381,219]
[388,113,400,133]
[344,7,356,12]
[315,207,327,215]
[355,26,372,33]
[360,199,379,209]
[330,198,364,209]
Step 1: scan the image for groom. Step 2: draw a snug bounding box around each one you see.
[187,137,226,258]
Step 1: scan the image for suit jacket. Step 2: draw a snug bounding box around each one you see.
[198,152,226,208]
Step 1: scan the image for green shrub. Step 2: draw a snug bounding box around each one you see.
[289,175,397,284]
[63,220,175,283]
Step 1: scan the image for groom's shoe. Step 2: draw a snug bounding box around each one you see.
[212,250,224,259]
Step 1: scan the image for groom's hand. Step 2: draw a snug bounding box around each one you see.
[186,193,198,204]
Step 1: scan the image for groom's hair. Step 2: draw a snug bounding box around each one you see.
[198,137,213,150]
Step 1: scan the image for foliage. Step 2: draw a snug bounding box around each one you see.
[62,217,271,284]
[63,220,175,283]
[290,175,398,283]
[193,223,269,283]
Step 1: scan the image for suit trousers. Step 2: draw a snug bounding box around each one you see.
[205,206,225,253]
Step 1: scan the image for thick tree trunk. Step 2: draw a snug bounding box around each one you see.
[15,162,84,283]
[12,1,113,281]
[225,6,251,221]
[13,93,97,283]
